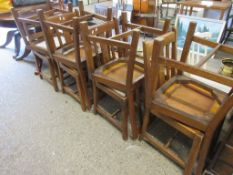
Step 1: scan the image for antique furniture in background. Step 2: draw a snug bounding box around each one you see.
[131,0,159,27]
[94,4,118,18]
[142,22,233,175]
[177,0,232,20]
[0,0,64,60]
[0,12,24,59]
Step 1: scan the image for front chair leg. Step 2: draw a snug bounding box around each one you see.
[121,102,128,140]
[140,110,150,140]
[195,135,212,175]
[128,91,138,140]
[184,134,203,175]
[48,59,58,92]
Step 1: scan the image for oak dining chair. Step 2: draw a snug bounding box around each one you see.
[142,22,233,175]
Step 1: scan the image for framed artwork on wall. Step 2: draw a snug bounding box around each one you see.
[175,15,226,64]
[175,14,226,49]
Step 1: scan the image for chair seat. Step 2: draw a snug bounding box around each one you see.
[152,75,226,131]
[94,60,144,91]
[53,46,88,68]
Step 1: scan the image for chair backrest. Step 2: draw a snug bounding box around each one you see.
[38,7,113,65]
[121,11,171,36]
[38,10,78,54]
[146,22,233,135]
[80,19,120,78]
[11,2,72,49]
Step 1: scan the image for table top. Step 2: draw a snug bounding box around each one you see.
[0,12,14,22]
[177,0,232,10]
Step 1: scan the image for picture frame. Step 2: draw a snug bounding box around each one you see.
[175,14,226,64]
[175,14,226,49]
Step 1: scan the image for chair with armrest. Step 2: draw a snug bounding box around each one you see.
[38,7,113,111]
[80,19,144,140]
[142,22,233,175]
[11,2,73,91]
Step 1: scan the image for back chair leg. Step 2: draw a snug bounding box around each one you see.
[80,76,91,110]
[93,80,98,114]
[48,59,58,92]
[76,76,86,111]
[58,66,65,93]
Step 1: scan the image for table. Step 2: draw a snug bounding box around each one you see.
[177,0,232,20]
[0,12,31,60]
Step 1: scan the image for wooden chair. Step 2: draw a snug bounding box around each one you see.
[141,22,233,175]
[38,6,113,111]
[11,2,73,91]
[80,19,144,140]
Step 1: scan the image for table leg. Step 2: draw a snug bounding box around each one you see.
[13,30,31,60]
[13,31,21,58]
[0,30,17,48]
[13,47,31,61]
[12,30,31,60]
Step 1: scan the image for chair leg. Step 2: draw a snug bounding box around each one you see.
[93,80,98,114]
[128,91,138,139]
[141,110,150,140]
[48,59,58,92]
[76,76,86,111]
[80,74,91,110]
[195,135,212,175]
[121,102,128,140]
[58,66,65,93]
[136,88,143,130]
[184,134,203,175]
[34,55,43,79]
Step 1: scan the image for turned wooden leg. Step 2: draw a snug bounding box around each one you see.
[14,47,31,61]
[13,31,21,58]
[0,30,16,48]
[13,31,31,61]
